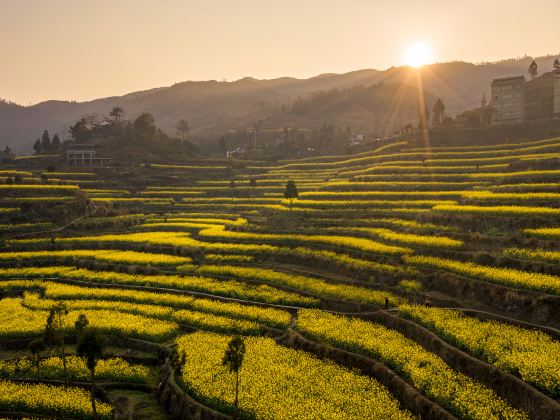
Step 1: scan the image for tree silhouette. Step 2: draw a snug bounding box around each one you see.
[222,335,246,420]
[284,180,299,211]
[51,134,61,152]
[529,60,538,79]
[33,139,42,155]
[74,313,89,336]
[176,119,190,143]
[77,328,105,419]
[28,338,46,374]
[554,59,560,69]
[109,106,124,124]
[134,113,156,138]
[432,98,445,126]
[44,302,69,383]
[41,130,51,153]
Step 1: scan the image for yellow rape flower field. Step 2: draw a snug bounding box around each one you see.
[296,310,528,419]
[398,304,560,396]
[177,331,414,420]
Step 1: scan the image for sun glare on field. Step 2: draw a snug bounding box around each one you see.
[404,43,434,67]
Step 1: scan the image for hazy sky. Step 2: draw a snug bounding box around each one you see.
[1,0,557,105]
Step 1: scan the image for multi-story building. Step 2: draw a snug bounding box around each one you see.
[491,76,525,124]
[66,144,112,167]
[525,68,560,121]
[491,63,560,125]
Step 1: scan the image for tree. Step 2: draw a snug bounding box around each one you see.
[41,130,51,153]
[69,119,89,142]
[75,314,89,336]
[77,328,105,419]
[529,60,538,79]
[51,134,61,152]
[284,180,299,211]
[28,338,46,373]
[222,335,246,420]
[134,113,156,138]
[432,98,445,127]
[109,106,124,124]
[33,138,42,155]
[176,119,190,143]
[45,302,69,383]
[555,59,560,69]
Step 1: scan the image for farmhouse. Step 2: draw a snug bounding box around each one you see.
[491,60,560,125]
[66,144,112,167]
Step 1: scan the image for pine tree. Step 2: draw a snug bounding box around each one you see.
[51,134,61,152]
[33,139,42,154]
[41,130,51,153]
[284,180,299,211]
[222,335,246,420]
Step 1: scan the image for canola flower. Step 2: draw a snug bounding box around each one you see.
[20,291,267,336]
[404,255,560,295]
[0,380,112,419]
[0,355,149,384]
[0,297,178,341]
[0,266,316,307]
[7,231,279,254]
[398,304,560,397]
[177,331,414,420]
[23,280,290,328]
[461,191,560,201]
[432,204,560,217]
[0,249,191,266]
[277,246,415,275]
[198,225,412,255]
[204,253,254,263]
[280,198,458,209]
[296,310,527,420]
[187,264,402,305]
[524,226,560,239]
[503,247,560,264]
[359,227,463,248]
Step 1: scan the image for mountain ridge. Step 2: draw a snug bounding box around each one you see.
[2,54,559,153]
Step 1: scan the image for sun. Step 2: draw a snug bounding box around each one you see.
[404,43,434,68]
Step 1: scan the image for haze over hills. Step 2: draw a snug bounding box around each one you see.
[1,54,558,153]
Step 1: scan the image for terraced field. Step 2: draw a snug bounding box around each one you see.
[1,137,560,419]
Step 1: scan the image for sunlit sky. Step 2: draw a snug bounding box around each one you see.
[1,0,557,105]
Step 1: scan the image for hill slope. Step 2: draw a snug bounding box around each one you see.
[2,55,558,153]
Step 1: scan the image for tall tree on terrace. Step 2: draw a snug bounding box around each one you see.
[432,98,445,127]
[41,130,51,153]
[33,138,42,154]
[176,119,190,143]
[554,59,560,69]
[77,326,105,420]
[44,301,69,384]
[134,113,156,138]
[284,180,299,211]
[222,335,246,420]
[51,134,61,152]
[109,106,124,124]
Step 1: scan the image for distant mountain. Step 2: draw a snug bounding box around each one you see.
[2,54,558,153]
